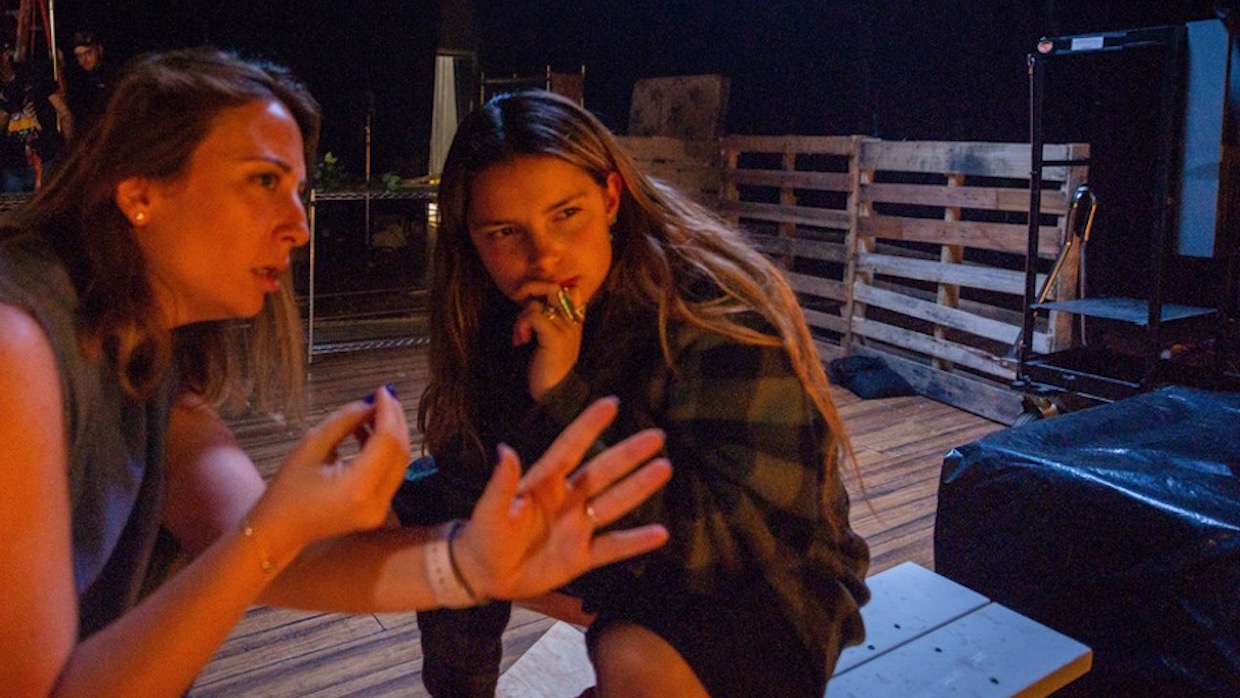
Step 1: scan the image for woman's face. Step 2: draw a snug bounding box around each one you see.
[124,99,309,327]
[467,155,621,310]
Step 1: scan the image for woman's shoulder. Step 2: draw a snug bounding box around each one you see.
[0,301,60,402]
[0,237,79,315]
[0,301,52,351]
[0,236,73,293]
[0,241,83,393]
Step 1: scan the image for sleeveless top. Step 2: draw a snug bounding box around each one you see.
[0,237,172,639]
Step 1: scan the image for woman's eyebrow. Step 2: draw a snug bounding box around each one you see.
[541,190,588,214]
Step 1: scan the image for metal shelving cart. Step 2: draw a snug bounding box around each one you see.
[1016,21,1238,408]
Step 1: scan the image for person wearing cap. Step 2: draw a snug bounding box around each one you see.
[65,29,112,136]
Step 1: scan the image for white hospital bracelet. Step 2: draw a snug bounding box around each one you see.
[424,519,484,608]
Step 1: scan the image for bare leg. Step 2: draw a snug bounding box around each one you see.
[589,622,709,698]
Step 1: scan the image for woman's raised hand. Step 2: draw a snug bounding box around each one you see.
[512,283,586,400]
[248,386,411,564]
[452,397,671,600]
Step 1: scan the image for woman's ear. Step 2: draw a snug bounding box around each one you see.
[604,171,622,222]
[114,177,152,227]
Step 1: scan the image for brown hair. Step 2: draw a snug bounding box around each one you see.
[422,90,852,478]
[0,47,320,414]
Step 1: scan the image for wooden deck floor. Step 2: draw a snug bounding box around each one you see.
[189,343,1004,697]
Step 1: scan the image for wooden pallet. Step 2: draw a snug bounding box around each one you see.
[617,135,1091,425]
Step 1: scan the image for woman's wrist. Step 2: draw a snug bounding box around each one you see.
[236,513,301,577]
[424,519,488,607]
[238,500,309,577]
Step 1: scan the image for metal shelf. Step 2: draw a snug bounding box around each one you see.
[306,186,437,362]
[1030,297,1217,325]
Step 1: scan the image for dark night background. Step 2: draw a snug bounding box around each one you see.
[42,0,1226,178]
[35,1,1236,305]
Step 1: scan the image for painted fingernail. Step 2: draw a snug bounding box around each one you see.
[363,383,399,404]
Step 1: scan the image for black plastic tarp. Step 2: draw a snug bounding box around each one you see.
[935,386,1240,696]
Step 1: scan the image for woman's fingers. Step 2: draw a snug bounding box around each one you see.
[517,396,621,495]
[474,444,523,526]
[566,428,665,501]
[292,397,376,465]
[357,387,411,496]
[580,457,671,528]
[587,525,670,569]
[291,385,408,492]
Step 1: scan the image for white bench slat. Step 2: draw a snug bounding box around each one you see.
[834,561,989,674]
[497,621,593,698]
[828,599,1092,698]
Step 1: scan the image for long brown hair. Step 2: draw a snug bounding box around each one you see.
[421,90,852,477]
[0,47,320,415]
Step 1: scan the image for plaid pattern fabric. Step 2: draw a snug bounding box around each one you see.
[430,300,869,690]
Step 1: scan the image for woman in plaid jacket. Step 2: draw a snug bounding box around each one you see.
[403,90,871,697]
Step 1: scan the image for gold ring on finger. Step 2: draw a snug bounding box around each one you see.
[585,502,600,528]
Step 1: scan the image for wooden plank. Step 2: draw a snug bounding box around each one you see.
[194,612,387,687]
[634,162,719,180]
[861,182,1070,215]
[857,140,1085,181]
[858,252,1041,296]
[192,618,423,697]
[828,603,1092,698]
[748,233,848,263]
[719,200,850,228]
[852,317,1015,379]
[853,345,1023,424]
[725,168,851,191]
[852,283,1052,355]
[785,269,848,302]
[869,275,1029,330]
[721,144,741,227]
[803,306,847,334]
[778,149,798,262]
[858,215,1062,258]
[721,133,854,155]
[841,140,868,349]
[934,173,966,372]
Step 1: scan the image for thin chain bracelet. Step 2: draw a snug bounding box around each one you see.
[241,518,276,573]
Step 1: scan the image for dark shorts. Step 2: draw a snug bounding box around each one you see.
[585,574,828,698]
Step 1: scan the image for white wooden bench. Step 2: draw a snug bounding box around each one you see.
[827,562,1091,696]
[497,562,1092,697]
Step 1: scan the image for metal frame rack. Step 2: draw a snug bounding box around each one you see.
[1016,23,1223,404]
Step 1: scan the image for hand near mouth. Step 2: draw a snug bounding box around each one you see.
[512,282,586,400]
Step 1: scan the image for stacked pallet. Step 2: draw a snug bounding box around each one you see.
[619,135,1089,424]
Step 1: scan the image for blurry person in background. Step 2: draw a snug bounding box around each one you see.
[0,41,71,191]
[65,29,112,137]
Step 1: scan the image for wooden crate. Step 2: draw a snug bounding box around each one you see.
[618,135,1089,424]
